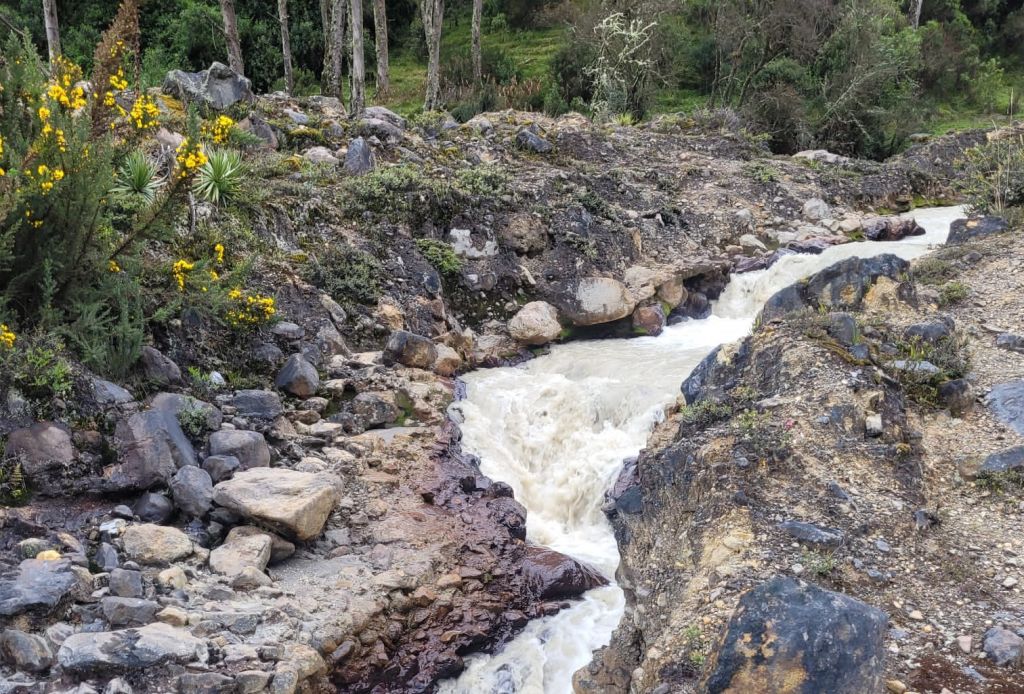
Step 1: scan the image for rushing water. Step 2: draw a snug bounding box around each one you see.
[440,206,965,694]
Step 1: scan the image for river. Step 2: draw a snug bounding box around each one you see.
[440,205,966,694]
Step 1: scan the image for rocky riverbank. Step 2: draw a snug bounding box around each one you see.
[579,218,1024,693]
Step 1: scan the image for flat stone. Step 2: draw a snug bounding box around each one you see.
[980,446,1024,475]
[209,527,272,577]
[101,597,160,626]
[108,569,143,598]
[231,390,283,419]
[0,559,84,617]
[213,468,341,541]
[58,622,208,672]
[1,629,54,672]
[121,525,192,565]
[208,430,271,470]
[777,520,844,547]
[986,381,1024,436]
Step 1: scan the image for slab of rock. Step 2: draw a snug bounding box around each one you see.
[148,392,223,432]
[704,576,887,693]
[980,445,1024,475]
[777,520,844,547]
[344,136,375,175]
[5,422,76,481]
[382,331,437,369]
[521,546,607,600]
[228,525,295,564]
[997,333,1024,353]
[139,346,183,386]
[122,525,192,565]
[163,62,254,111]
[352,393,399,429]
[0,559,85,617]
[209,526,272,576]
[213,468,341,541]
[58,622,208,672]
[231,390,283,419]
[364,106,407,130]
[508,302,562,345]
[101,596,160,626]
[113,410,197,490]
[1,629,54,673]
[516,128,552,153]
[984,627,1024,666]
[564,278,637,326]
[986,381,1024,436]
[91,378,134,405]
[276,354,319,399]
[170,466,214,518]
[208,430,271,470]
[947,216,1009,245]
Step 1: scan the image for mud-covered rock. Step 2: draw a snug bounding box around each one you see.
[703,576,887,693]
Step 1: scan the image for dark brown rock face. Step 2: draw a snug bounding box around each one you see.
[521,546,608,600]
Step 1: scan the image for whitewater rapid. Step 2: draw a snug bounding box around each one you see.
[440,205,965,694]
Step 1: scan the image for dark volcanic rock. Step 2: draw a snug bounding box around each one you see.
[520,546,607,600]
[996,333,1024,353]
[139,346,184,387]
[162,62,254,111]
[777,520,844,547]
[170,465,215,518]
[275,353,320,399]
[986,380,1024,436]
[516,127,553,154]
[4,422,76,490]
[112,410,197,491]
[862,216,925,241]
[979,445,1024,475]
[947,216,1009,245]
[133,492,174,524]
[703,576,887,694]
[984,627,1024,666]
[0,559,84,617]
[231,390,283,419]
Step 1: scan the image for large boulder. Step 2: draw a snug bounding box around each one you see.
[508,302,562,346]
[344,136,375,175]
[139,347,183,387]
[209,526,272,577]
[632,304,666,336]
[521,546,607,600]
[4,422,76,482]
[231,390,283,419]
[58,622,208,673]
[112,410,197,491]
[563,278,637,326]
[148,393,223,432]
[121,525,193,565]
[986,381,1024,436]
[169,466,214,518]
[363,106,407,130]
[947,216,1009,245]
[0,629,54,673]
[275,354,320,399]
[979,445,1024,475]
[208,430,271,470]
[383,331,438,370]
[703,576,887,693]
[862,216,926,241]
[802,197,832,221]
[162,62,254,111]
[212,468,341,541]
[0,559,87,617]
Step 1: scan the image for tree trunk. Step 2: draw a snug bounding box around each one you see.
[471,0,482,85]
[322,0,348,98]
[909,0,923,29]
[350,0,365,115]
[419,0,444,110]
[42,0,61,63]
[278,0,294,94]
[373,0,389,97]
[219,0,245,76]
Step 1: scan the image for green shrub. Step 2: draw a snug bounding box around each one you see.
[960,134,1024,223]
[454,165,509,197]
[193,149,245,205]
[678,399,732,427]
[415,238,463,276]
[301,245,382,308]
[938,281,970,307]
[111,150,164,203]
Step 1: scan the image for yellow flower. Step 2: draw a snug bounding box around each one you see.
[214,243,225,264]
[109,260,121,273]
[37,106,51,121]
[172,259,196,291]
[0,324,16,349]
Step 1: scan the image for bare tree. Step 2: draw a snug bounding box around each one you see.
[471,0,482,84]
[419,0,444,110]
[909,0,923,29]
[322,0,348,98]
[278,0,294,94]
[42,0,61,63]
[372,0,390,97]
[350,0,365,114]
[219,0,245,75]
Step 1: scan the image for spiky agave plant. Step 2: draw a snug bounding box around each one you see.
[193,148,244,205]
[111,150,164,203]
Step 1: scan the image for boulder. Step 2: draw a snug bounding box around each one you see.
[228,525,295,564]
[358,117,404,140]
[212,468,341,541]
[703,576,887,693]
[275,354,320,399]
[162,62,254,111]
[364,106,407,130]
[231,390,283,419]
[113,410,197,490]
[209,526,272,576]
[862,216,925,241]
[170,466,214,518]
[0,629,54,673]
[0,559,85,617]
[5,422,76,481]
[203,455,241,483]
[947,216,1009,245]
[101,596,160,626]
[656,278,687,308]
[508,302,562,346]
[516,128,552,154]
[996,333,1024,354]
[344,136,375,175]
[351,393,399,429]
[237,115,278,149]
[802,197,832,221]
[108,569,143,598]
[382,331,437,369]
[139,346,183,387]
[303,146,339,165]
[208,430,271,470]
[939,378,974,418]
[623,266,661,303]
[521,546,607,600]
[632,304,666,336]
[984,627,1024,666]
[432,345,463,377]
[986,381,1024,436]
[133,492,174,524]
[498,213,547,254]
[91,378,134,406]
[979,445,1024,475]
[564,278,636,326]
[58,622,208,672]
[148,392,223,432]
[121,525,192,565]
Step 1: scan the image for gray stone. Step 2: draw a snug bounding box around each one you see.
[986,381,1024,436]
[209,527,272,577]
[1,629,54,673]
[0,559,85,617]
[275,354,320,399]
[213,468,341,541]
[170,466,214,518]
[103,677,134,694]
[904,320,953,345]
[357,117,403,141]
[283,108,309,125]
[996,333,1024,354]
[108,569,144,599]
[980,446,1024,475]
[516,128,552,154]
[95,543,119,572]
[802,197,832,221]
[705,576,887,693]
[777,520,844,547]
[148,393,223,432]
[121,525,192,565]
[101,597,160,626]
[178,673,237,693]
[364,106,407,130]
[351,393,399,429]
[4,422,76,482]
[382,331,437,370]
[162,62,254,111]
[231,390,283,419]
[889,360,940,375]
[113,410,197,490]
[508,302,562,346]
[139,346,183,386]
[91,378,134,406]
[58,622,208,672]
[344,137,375,175]
[208,430,271,470]
[202,455,241,483]
[984,627,1024,666]
[133,492,174,524]
[271,321,305,340]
